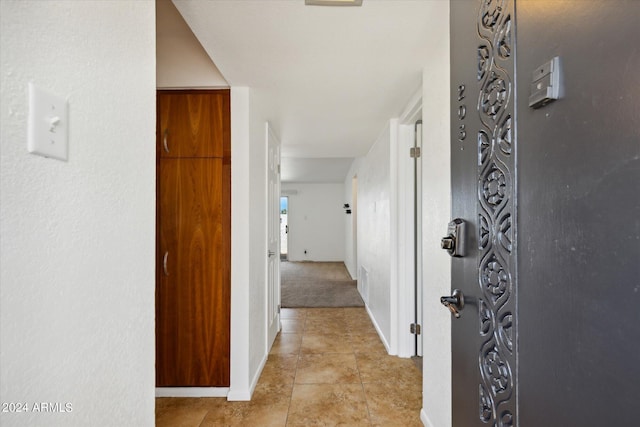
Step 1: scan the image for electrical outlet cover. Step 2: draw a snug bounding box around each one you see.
[28,83,68,161]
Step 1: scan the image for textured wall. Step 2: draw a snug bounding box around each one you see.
[357,123,392,345]
[0,1,156,426]
[247,88,270,395]
[229,88,251,399]
[228,87,271,401]
[281,183,346,262]
[156,0,228,88]
[419,2,452,425]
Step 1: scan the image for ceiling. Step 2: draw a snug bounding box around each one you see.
[172,0,433,181]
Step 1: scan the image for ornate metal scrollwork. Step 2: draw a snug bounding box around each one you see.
[475,0,517,424]
[478,45,491,81]
[481,254,509,303]
[480,70,509,119]
[496,114,512,156]
[479,384,494,422]
[481,165,507,208]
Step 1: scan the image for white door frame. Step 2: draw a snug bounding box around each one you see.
[265,122,281,352]
[394,89,423,358]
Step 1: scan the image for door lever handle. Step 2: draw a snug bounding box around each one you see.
[268,250,275,258]
[440,289,464,318]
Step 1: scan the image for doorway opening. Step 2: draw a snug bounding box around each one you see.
[280,196,288,261]
[395,91,423,359]
[351,175,358,277]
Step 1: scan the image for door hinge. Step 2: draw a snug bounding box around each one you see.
[277,304,281,314]
[410,147,421,158]
[277,164,281,174]
[410,323,421,335]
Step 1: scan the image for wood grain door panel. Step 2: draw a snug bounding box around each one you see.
[157,158,230,386]
[158,90,230,159]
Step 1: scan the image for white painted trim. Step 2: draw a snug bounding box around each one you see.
[365,304,392,355]
[415,120,423,358]
[399,87,423,124]
[265,121,282,355]
[226,388,251,401]
[228,349,267,401]
[420,408,434,427]
[396,89,423,359]
[155,387,229,398]
[388,118,399,356]
[396,123,417,359]
[264,122,270,357]
[249,353,268,394]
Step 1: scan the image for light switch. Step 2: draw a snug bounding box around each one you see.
[28,83,68,161]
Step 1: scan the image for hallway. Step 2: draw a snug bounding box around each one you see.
[156,307,423,426]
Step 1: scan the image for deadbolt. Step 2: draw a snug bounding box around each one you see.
[440,236,456,250]
[440,289,465,318]
[441,237,455,251]
[441,218,466,257]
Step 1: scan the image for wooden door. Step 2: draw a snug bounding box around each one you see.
[156,90,230,387]
[158,91,230,159]
[157,158,229,386]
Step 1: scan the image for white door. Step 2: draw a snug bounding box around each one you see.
[266,123,281,350]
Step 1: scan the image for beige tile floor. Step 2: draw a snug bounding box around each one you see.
[156,307,423,426]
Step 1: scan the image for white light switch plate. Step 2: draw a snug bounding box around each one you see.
[28,83,68,161]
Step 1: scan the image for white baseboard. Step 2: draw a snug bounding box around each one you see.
[421,408,442,427]
[250,353,268,394]
[227,352,268,401]
[226,388,251,401]
[365,304,391,354]
[155,387,229,398]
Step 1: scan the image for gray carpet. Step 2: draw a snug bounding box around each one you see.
[280,261,364,308]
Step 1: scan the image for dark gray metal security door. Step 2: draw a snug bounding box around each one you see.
[516,1,640,425]
[448,1,517,425]
[448,1,640,426]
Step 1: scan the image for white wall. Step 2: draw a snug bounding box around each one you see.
[0,1,156,426]
[229,88,252,400]
[228,86,275,400]
[281,183,345,262]
[247,89,270,391]
[228,88,272,401]
[156,0,228,88]
[355,124,393,348]
[419,1,452,426]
